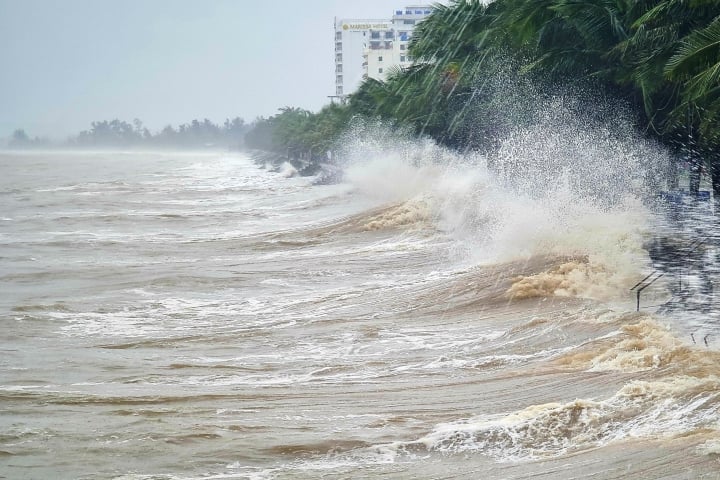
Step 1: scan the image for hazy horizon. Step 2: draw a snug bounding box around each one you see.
[0,0,426,140]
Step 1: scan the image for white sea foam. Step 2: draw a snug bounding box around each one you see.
[391,374,720,461]
[335,114,666,306]
[697,438,720,455]
[279,161,299,178]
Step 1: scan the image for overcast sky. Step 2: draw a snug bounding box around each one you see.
[0,0,422,139]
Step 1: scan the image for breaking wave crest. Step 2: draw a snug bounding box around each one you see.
[507,259,633,302]
[361,198,434,231]
[558,315,720,375]
[359,313,720,463]
[337,104,665,304]
[369,311,720,463]
[404,373,719,461]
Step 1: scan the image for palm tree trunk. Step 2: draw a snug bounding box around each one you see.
[689,156,702,194]
[708,156,720,199]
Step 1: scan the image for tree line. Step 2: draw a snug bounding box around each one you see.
[246,0,720,191]
[244,105,351,163]
[8,117,249,150]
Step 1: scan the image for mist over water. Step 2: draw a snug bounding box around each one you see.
[2,95,720,479]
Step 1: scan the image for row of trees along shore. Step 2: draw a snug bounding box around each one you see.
[245,0,720,194]
[9,117,249,150]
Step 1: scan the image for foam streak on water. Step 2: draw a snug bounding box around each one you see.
[1,148,719,479]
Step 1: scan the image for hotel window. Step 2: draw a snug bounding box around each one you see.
[336,86,343,95]
[336,53,342,62]
[336,75,343,84]
[400,44,406,50]
[405,10,412,14]
[396,10,402,15]
[400,55,406,62]
[404,20,415,25]
[335,31,342,40]
[379,68,383,73]
[378,56,383,62]
[336,64,342,73]
[415,10,422,14]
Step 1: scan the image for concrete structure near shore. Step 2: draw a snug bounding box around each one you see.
[332,5,433,102]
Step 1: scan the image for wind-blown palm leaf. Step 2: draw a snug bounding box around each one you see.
[666,15,720,88]
[664,16,720,136]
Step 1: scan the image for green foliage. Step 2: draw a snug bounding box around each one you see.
[8,128,50,149]
[246,0,720,166]
[353,0,720,154]
[244,104,352,160]
[665,15,720,141]
[67,117,248,149]
[10,129,29,147]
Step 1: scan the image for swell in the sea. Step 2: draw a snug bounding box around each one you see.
[2,96,720,479]
[242,100,720,476]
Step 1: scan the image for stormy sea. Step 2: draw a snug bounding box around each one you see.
[3,120,720,479]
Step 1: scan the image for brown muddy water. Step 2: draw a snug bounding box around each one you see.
[1,150,719,479]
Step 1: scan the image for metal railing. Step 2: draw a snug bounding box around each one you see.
[632,234,710,312]
[630,271,664,312]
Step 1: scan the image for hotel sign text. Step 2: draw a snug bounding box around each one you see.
[343,23,391,31]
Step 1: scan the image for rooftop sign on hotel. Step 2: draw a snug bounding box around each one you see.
[343,23,391,31]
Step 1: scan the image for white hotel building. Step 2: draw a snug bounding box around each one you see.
[333,5,433,100]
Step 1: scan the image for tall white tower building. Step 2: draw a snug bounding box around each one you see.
[332,17,392,100]
[333,5,433,101]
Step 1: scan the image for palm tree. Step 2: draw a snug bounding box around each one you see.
[665,15,720,139]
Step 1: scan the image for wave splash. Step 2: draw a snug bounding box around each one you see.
[407,374,719,461]
[363,313,720,463]
[285,96,720,467]
[335,94,670,303]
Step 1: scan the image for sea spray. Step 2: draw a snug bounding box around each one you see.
[332,90,671,302]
